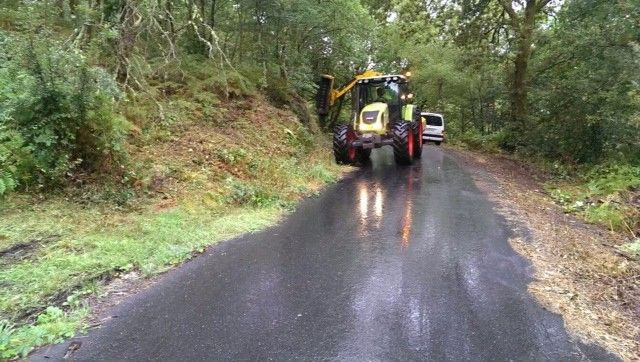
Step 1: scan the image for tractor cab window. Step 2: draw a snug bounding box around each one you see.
[355,81,407,106]
[360,82,405,106]
[352,79,409,122]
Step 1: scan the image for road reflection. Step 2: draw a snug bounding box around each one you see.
[400,167,415,249]
[356,163,418,248]
[374,187,383,226]
[357,182,385,235]
[359,185,368,226]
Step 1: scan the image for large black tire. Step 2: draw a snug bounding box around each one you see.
[333,125,357,164]
[411,121,423,159]
[392,122,414,165]
[435,141,441,146]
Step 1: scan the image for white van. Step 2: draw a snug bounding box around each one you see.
[421,112,445,145]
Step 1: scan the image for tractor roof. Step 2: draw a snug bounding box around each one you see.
[356,74,408,83]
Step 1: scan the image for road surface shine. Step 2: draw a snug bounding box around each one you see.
[32,148,616,361]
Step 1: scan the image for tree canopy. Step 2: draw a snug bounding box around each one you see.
[1,0,639,195]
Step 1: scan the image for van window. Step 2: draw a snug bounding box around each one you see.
[426,115,443,126]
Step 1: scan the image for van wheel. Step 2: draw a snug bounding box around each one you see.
[435,141,441,146]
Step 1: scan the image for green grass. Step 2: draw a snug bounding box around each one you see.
[1,307,87,359]
[0,200,285,358]
[547,165,640,234]
[0,147,344,359]
[0,203,282,319]
[618,239,640,256]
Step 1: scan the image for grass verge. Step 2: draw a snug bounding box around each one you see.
[450,140,639,238]
[0,92,347,359]
[0,171,343,359]
[0,202,284,359]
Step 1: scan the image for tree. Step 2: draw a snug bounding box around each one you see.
[497,0,554,130]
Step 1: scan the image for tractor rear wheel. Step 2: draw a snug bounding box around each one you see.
[333,124,358,164]
[392,122,414,165]
[411,120,423,159]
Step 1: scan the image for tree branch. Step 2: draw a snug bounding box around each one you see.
[498,0,520,28]
[536,0,554,12]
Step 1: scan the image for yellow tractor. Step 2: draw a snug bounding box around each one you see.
[316,70,423,165]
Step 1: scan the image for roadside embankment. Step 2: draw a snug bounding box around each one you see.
[0,95,346,359]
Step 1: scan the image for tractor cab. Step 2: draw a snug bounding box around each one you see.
[352,75,411,126]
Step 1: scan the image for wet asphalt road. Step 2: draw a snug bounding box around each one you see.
[32,147,617,361]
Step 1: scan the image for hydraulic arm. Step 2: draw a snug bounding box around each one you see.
[315,70,383,122]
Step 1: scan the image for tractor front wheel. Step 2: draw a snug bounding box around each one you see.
[333,124,358,164]
[392,122,414,165]
[411,120,423,159]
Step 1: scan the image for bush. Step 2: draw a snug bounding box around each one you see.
[224,177,281,208]
[0,35,130,191]
[584,165,640,195]
[0,129,33,195]
[457,130,506,153]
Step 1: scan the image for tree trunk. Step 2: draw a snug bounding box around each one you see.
[56,0,65,18]
[69,0,77,15]
[210,0,216,28]
[511,0,537,127]
[198,0,205,18]
[437,78,444,106]
[116,0,137,85]
[498,0,552,143]
[166,0,176,43]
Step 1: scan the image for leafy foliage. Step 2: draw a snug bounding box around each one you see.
[373,0,638,165]
[0,307,85,359]
[549,165,640,233]
[0,130,28,195]
[528,0,640,163]
[0,35,129,191]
